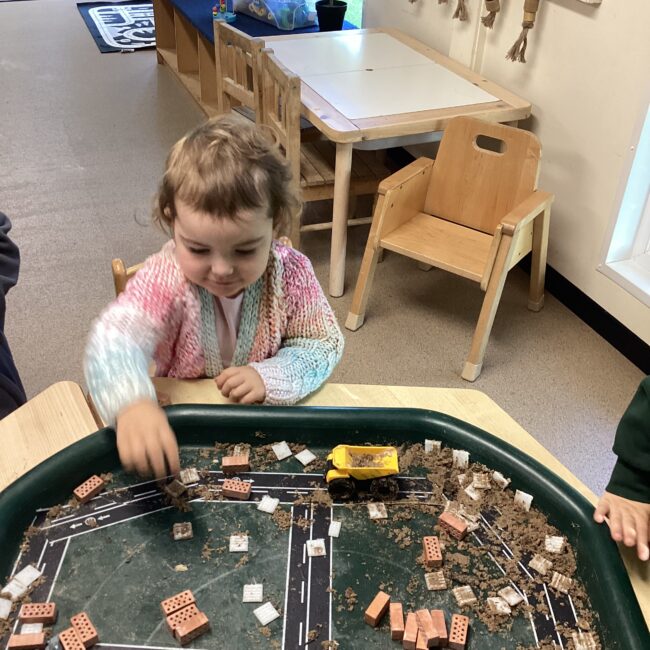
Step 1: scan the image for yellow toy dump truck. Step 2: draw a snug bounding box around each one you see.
[325,445,400,500]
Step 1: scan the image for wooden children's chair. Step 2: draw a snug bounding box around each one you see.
[214,22,264,119]
[111,259,144,297]
[257,48,392,250]
[345,116,554,382]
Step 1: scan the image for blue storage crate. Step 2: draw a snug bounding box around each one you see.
[234,0,317,30]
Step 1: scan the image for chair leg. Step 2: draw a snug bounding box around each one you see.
[418,262,433,271]
[528,206,550,312]
[345,243,382,331]
[462,240,512,382]
[290,211,302,251]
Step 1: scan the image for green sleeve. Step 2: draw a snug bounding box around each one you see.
[605,376,650,503]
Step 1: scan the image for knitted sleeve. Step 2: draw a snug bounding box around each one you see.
[84,246,186,425]
[250,249,344,405]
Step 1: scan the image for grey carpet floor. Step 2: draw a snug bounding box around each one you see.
[0,0,644,498]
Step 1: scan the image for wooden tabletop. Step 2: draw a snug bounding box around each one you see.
[1,379,647,626]
[0,381,99,492]
[263,28,532,144]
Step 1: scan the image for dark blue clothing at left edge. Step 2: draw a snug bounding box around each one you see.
[0,213,26,418]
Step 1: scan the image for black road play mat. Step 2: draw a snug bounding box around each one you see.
[77,1,154,53]
[0,406,647,648]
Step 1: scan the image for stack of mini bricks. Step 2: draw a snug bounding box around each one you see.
[161,589,210,645]
[365,590,469,649]
[6,603,58,649]
[59,612,99,650]
[221,451,252,500]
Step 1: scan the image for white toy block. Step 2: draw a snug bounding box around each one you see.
[424,571,446,591]
[545,535,565,554]
[514,490,533,511]
[229,534,249,553]
[243,584,264,603]
[271,441,292,461]
[294,449,317,466]
[21,623,44,634]
[0,597,12,620]
[498,586,524,607]
[463,484,482,501]
[487,596,512,615]
[14,565,42,589]
[328,521,341,538]
[253,602,280,626]
[367,503,388,519]
[472,472,491,489]
[492,471,511,489]
[424,439,441,453]
[529,554,552,575]
[180,467,200,485]
[257,495,280,514]
[571,632,598,650]
[550,571,573,594]
[306,539,327,557]
[452,450,469,469]
[1,579,27,601]
[452,585,477,607]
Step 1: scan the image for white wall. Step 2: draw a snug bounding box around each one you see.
[364,0,650,345]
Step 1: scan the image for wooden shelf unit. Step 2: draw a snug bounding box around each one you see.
[153,0,220,116]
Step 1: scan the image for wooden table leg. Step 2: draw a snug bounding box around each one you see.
[330,142,353,297]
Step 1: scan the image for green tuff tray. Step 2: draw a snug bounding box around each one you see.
[0,405,647,648]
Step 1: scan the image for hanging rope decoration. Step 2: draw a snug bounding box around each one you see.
[506,0,540,63]
[481,0,500,28]
[453,0,469,21]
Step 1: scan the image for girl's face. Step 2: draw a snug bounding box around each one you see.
[173,199,273,298]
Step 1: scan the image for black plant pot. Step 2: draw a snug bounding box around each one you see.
[315,0,347,32]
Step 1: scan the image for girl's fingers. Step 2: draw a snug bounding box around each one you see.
[146,438,168,480]
[609,508,624,542]
[622,512,637,547]
[594,498,610,523]
[635,516,649,561]
[220,374,245,397]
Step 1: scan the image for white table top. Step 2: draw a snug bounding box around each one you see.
[269,31,497,120]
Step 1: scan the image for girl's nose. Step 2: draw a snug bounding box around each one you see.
[211,257,234,277]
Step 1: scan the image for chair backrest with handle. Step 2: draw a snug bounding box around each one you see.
[258,48,302,189]
[214,22,264,115]
[112,259,144,297]
[424,117,541,235]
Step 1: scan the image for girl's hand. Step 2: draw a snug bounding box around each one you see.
[216,366,266,404]
[594,491,650,561]
[116,399,180,479]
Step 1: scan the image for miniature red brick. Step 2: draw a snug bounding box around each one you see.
[430,609,448,646]
[164,479,188,499]
[222,478,252,500]
[59,628,85,650]
[7,634,46,650]
[439,512,468,540]
[221,454,250,474]
[73,476,105,504]
[18,602,57,625]
[364,590,390,627]
[161,590,196,617]
[174,611,210,645]
[166,603,200,634]
[403,612,418,650]
[390,602,404,640]
[415,630,428,650]
[448,613,469,650]
[415,609,438,647]
[422,536,442,569]
[70,612,99,648]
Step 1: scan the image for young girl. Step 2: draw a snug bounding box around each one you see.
[85,115,344,479]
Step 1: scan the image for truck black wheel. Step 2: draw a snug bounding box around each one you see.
[327,478,356,500]
[370,477,399,500]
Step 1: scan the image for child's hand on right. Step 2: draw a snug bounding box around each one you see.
[116,399,180,479]
[594,491,650,561]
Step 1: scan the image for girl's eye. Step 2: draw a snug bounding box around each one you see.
[236,249,256,256]
[189,247,209,255]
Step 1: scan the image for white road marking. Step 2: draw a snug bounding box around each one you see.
[36,539,48,569]
[567,594,579,624]
[305,503,314,644]
[298,621,303,645]
[46,537,70,602]
[487,551,506,575]
[93,501,117,511]
[529,611,540,647]
[281,505,294,650]
[301,581,305,604]
[542,583,565,649]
